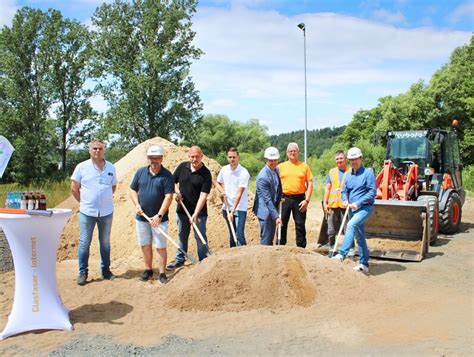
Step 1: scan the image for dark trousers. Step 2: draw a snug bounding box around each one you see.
[327,207,346,246]
[280,194,307,248]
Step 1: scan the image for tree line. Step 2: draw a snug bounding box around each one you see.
[0,1,202,183]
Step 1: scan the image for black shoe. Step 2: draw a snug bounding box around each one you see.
[158,273,168,285]
[140,269,153,282]
[77,272,88,286]
[102,269,116,280]
[166,261,184,271]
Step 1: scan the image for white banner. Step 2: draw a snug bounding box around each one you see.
[0,136,14,178]
[0,209,72,339]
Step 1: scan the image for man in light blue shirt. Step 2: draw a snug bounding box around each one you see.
[71,139,118,286]
[332,147,376,273]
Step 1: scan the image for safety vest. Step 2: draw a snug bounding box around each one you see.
[328,167,350,208]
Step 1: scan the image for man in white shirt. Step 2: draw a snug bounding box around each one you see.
[217,147,250,247]
[71,139,117,286]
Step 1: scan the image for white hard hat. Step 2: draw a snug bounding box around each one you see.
[264,146,280,160]
[147,145,165,156]
[347,147,362,159]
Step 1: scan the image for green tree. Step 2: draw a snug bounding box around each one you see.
[48,11,96,173]
[185,114,270,159]
[92,0,203,146]
[426,36,474,165]
[0,7,57,183]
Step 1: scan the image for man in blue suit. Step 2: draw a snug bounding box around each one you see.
[253,147,283,245]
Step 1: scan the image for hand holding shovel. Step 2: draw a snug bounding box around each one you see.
[178,200,213,256]
[141,212,197,265]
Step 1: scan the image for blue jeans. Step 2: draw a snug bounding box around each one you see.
[222,209,247,247]
[259,217,276,246]
[176,213,208,262]
[338,205,373,266]
[78,212,113,274]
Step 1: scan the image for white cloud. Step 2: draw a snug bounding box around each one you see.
[373,9,406,24]
[448,1,474,23]
[190,6,471,131]
[0,0,17,27]
[205,98,237,112]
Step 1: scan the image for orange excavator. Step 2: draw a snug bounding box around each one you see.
[364,121,465,261]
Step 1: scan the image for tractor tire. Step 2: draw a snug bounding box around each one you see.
[439,193,462,235]
[417,195,439,246]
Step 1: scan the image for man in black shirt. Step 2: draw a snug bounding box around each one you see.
[167,146,212,270]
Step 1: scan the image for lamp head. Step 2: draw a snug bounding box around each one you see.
[297,23,305,31]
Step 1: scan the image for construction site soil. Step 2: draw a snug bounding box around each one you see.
[0,137,473,356]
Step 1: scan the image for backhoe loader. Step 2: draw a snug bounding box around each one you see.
[318,121,465,261]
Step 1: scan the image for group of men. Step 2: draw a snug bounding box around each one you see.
[70,139,376,286]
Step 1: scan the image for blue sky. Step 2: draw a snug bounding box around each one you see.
[1,0,473,135]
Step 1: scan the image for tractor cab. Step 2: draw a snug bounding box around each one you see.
[386,129,463,195]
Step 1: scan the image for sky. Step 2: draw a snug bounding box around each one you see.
[1,0,473,135]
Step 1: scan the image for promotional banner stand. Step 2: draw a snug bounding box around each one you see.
[0,209,73,339]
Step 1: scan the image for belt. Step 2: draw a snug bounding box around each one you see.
[282,193,305,198]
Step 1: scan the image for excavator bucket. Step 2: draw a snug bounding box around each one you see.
[365,200,430,261]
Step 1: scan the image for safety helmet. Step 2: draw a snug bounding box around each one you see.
[347,147,363,159]
[147,145,165,156]
[264,146,280,160]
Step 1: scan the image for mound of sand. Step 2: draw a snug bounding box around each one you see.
[57,137,262,267]
[163,245,370,312]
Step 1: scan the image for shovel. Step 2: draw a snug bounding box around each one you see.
[142,212,197,265]
[276,199,283,245]
[224,199,239,246]
[213,180,239,246]
[179,200,213,256]
[329,207,349,258]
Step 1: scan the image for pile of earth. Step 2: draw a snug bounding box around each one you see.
[163,245,371,312]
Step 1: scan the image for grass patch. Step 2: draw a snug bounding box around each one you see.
[0,180,71,209]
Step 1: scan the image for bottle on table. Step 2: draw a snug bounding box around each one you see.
[39,192,47,210]
[27,192,35,210]
[20,192,27,210]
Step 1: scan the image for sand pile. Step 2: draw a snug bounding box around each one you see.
[57,137,262,266]
[163,245,371,312]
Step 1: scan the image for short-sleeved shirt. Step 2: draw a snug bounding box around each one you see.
[130,166,174,222]
[173,161,212,217]
[217,164,250,211]
[71,159,117,217]
[278,160,313,195]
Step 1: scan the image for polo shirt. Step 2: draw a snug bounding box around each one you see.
[71,159,117,217]
[217,163,250,211]
[278,160,313,195]
[173,161,212,217]
[130,166,174,222]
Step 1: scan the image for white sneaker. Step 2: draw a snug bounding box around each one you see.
[331,254,344,262]
[353,264,369,273]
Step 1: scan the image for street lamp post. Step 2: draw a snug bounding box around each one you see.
[297,22,308,163]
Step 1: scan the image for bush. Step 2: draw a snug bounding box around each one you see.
[463,165,474,194]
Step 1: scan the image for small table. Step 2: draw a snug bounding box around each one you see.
[0,209,72,339]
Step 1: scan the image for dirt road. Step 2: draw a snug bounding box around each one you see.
[0,199,473,356]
